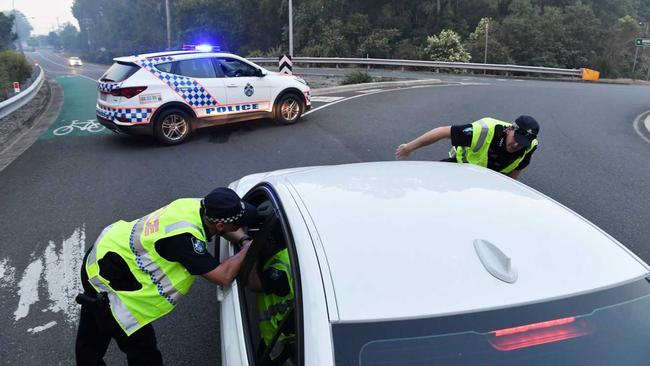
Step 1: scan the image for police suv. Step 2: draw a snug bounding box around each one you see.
[96,48,311,145]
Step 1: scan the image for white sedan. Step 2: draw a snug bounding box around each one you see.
[218,161,650,365]
[68,56,83,66]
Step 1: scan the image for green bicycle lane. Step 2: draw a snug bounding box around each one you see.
[41,75,110,139]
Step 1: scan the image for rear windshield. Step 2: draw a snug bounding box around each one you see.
[101,62,140,82]
[333,278,650,365]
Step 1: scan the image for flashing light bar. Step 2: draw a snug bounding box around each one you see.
[487,316,593,351]
[181,44,220,52]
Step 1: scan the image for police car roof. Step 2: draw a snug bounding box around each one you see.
[113,50,241,63]
[235,161,649,322]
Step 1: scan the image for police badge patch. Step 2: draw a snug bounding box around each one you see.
[244,83,254,97]
[192,238,207,254]
[462,127,473,135]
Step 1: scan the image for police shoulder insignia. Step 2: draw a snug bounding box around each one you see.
[192,238,207,254]
[462,127,473,135]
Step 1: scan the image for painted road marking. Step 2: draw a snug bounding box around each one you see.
[632,111,650,144]
[42,76,110,139]
[53,119,105,136]
[310,96,345,103]
[2,227,86,334]
[355,89,383,93]
[305,83,488,117]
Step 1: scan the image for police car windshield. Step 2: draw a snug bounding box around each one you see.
[332,278,650,365]
[101,62,140,82]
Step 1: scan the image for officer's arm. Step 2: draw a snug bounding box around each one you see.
[396,126,452,159]
[507,170,521,180]
[201,241,252,286]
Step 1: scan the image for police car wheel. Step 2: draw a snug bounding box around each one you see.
[154,108,192,145]
[274,94,303,125]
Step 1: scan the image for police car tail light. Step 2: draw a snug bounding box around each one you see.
[110,86,147,99]
[487,316,593,351]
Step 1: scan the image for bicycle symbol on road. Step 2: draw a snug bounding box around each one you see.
[53,119,105,136]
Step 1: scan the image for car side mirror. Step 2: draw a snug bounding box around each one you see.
[256,69,265,77]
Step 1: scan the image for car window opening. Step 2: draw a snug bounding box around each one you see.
[237,192,300,366]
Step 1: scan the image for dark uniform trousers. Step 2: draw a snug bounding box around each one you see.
[75,249,163,366]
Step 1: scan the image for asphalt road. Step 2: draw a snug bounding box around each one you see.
[1,49,649,365]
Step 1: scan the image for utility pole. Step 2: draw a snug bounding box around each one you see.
[165,0,171,50]
[484,19,489,74]
[633,22,649,77]
[288,0,293,56]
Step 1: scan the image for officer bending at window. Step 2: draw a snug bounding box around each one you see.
[75,187,257,366]
[246,222,295,366]
[395,115,540,180]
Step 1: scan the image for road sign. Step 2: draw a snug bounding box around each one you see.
[635,38,650,46]
[279,54,293,75]
[13,82,20,93]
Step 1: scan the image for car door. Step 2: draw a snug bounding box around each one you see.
[170,57,228,120]
[218,186,302,366]
[214,57,273,115]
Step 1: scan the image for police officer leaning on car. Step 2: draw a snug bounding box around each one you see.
[75,187,257,366]
[395,115,539,180]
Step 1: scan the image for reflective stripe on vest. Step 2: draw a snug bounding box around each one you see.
[473,119,489,152]
[87,273,142,334]
[129,213,183,306]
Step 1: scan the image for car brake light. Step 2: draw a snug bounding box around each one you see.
[110,86,147,99]
[487,316,593,351]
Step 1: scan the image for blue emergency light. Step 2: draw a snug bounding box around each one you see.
[181,44,220,52]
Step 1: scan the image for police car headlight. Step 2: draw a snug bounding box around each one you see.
[293,76,308,86]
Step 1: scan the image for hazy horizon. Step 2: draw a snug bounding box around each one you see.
[0,0,77,36]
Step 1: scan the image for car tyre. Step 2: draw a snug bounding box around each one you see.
[274,93,303,125]
[154,108,192,145]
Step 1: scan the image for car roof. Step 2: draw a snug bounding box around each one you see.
[264,162,649,322]
[113,50,243,63]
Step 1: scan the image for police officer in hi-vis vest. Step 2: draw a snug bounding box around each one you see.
[247,222,295,365]
[75,187,258,365]
[395,115,539,180]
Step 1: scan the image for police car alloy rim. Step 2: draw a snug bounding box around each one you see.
[161,115,188,141]
[281,98,300,121]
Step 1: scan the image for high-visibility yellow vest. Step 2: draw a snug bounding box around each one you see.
[450,117,538,174]
[85,198,207,335]
[257,248,294,359]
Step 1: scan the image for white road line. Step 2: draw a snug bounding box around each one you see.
[28,321,57,334]
[34,52,70,69]
[0,258,16,288]
[304,83,487,116]
[8,227,86,325]
[632,111,650,144]
[311,96,345,103]
[355,89,383,93]
[14,257,43,321]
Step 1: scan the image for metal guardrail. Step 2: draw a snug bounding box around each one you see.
[247,57,584,77]
[0,65,45,120]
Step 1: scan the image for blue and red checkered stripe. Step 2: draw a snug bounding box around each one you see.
[136,56,219,107]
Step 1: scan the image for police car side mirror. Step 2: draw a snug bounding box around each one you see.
[255,69,265,77]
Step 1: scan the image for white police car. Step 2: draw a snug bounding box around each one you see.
[218,161,650,365]
[96,47,311,145]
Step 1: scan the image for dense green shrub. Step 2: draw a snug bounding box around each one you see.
[0,51,33,99]
[341,71,373,85]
